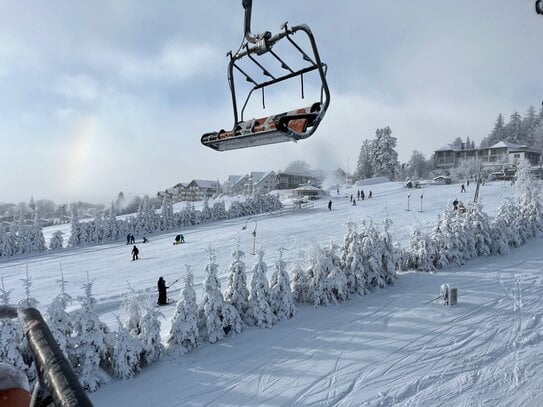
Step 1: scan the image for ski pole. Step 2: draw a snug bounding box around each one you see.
[424,295,442,304]
[168,279,180,288]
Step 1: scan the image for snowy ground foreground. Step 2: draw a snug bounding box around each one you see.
[2,180,542,406]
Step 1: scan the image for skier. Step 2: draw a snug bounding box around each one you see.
[157,277,168,305]
[126,233,131,245]
[361,190,365,200]
[453,199,459,211]
[328,200,332,210]
[369,190,373,198]
[352,199,357,206]
[142,237,149,243]
[130,234,135,244]
[350,194,353,202]
[131,245,139,261]
[461,184,466,193]
[357,190,360,200]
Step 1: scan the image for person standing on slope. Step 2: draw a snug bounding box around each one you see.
[157,277,169,305]
[131,245,139,261]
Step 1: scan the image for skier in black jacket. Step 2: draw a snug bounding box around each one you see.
[131,245,139,261]
[157,277,168,305]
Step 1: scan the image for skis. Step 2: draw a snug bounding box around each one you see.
[173,241,185,245]
[156,299,176,307]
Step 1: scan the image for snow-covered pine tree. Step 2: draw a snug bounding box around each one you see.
[468,204,493,257]
[138,300,164,366]
[306,245,343,307]
[481,113,505,147]
[513,161,543,239]
[322,243,348,302]
[212,200,228,221]
[224,245,251,322]
[68,205,81,247]
[29,208,46,253]
[355,139,374,180]
[1,228,16,257]
[49,230,64,250]
[359,223,385,290]
[160,195,174,231]
[111,318,144,380]
[121,284,143,336]
[403,226,436,272]
[504,111,522,144]
[269,248,296,320]
[18,267,39,309]
[0,278,28,374]
[493,197,522,249]
[201,196,213,223]
[199,250,242,343]
[71,273,110,391]
[45,269,73,356]
[168,267,200,354]
[371,126,399,180]
[341,223,369,296]
[249,250,276,328]
[290,252,314,303]
[16,210,30,256]
[378,218,397,285]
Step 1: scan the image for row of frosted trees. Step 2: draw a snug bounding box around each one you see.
[68,194,281,247]
[0,194,282,258]
[0,217,397,391]
[401,162,543,271]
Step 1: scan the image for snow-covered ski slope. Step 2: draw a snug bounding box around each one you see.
[3,180,543,406]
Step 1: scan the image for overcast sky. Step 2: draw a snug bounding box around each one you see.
[1,0,542,204]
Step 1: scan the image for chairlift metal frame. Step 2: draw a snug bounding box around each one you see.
[201,0,330,151]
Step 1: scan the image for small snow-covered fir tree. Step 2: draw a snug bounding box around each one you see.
[18,267,39,309]
[168,267,200,354]
[199,250,242,343]
[29,208,47,253]
[248,250,276,328]
[403,226,435,272]
[71,273,110,391]
[111,318,144,380]
[0,278,27,373]
[49,230,64,250]
[341,224,368,296]
[121,284,143,336]
[45,270,73,356]
[224,245,251,322]
[269,248,296,320]
[139,300,164,366]
[68,205,81,247]
[201,196,213,223]
[290,252,313,303]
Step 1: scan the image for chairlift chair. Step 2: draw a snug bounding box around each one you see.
[201,0,330,151]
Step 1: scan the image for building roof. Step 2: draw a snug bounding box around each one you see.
[489,141,528,149]
[294,185,323,191]
[192,179,219,189]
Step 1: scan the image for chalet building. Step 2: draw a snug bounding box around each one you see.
[248,171,277,194]
[157,182,189,202]
[157,180,219,202]
[222,175,251,196]
[434,141,541,171]
[275,172,318,190]
[186,179,220,201]
[222,171,277,196]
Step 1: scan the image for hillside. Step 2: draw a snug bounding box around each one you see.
[1,180,541,406]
